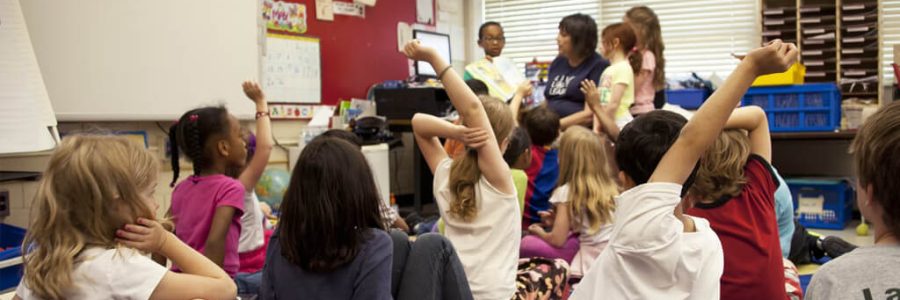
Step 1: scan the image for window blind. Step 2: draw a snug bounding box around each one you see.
[882,0,899,83]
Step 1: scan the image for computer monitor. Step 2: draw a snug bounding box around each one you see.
[412,30,451,78]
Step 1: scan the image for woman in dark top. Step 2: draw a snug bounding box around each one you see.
[544,13,610,129]
[261,135,472,300]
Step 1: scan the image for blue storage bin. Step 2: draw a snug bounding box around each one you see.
[666,89,708,110]
[741,83,841,132]
[786,178,854,230]
[0,224,25,291]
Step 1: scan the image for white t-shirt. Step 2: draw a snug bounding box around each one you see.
[549,184,613,276]
[433,158,521,300]
[570,183,724,300]
[238,191,265,253]
[16,247,168,300]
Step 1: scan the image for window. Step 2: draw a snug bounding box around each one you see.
[601,0,760,78]
[484,0,599,68]
[883,0,899,83]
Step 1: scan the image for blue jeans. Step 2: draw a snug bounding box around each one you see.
[390,230,473,300]
[235,271,263,297]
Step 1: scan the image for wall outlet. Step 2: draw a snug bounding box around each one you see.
[0,190,9,217]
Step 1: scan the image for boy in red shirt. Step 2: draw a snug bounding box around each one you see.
[686,106,790,300]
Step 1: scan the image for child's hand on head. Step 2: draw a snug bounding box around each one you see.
[116,218,170,254]
[580,79,601,110]
[242,81,265,104]
[743,39,798,77]
[516,81,534,98]
[403,40,438,63]
[455,126,490,149]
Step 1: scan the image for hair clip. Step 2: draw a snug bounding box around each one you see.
[189,114,199,122]
[631,46,639,53]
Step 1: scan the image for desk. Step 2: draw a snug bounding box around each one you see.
[375,87,451,214]
[772,131,857,178]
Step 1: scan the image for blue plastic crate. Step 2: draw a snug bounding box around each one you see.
[666,89,708,110]
[0,224,25,291]
[787,178,854,230]
[741,83,841,132]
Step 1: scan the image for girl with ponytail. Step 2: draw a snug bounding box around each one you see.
[167,88,252,281]
[581,22,641,132]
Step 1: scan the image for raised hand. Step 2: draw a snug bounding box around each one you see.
[743,39,798,77]
[116,218,170,254]
[402,40,439,63]
[516,80,534,98]
[242,81,266,104]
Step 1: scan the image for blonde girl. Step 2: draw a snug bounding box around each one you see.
[15,135,235,300]
[527,126,619,277]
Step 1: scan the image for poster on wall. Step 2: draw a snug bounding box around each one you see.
[315,0,334,21]
[263,0,308,34]
[333,1,365,18]
[263,34,321,103]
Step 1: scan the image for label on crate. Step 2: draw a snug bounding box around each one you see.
[797,195,825,215]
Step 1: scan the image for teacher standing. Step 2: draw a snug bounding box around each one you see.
[544,13,609,129]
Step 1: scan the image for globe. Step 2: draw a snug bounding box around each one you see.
[255,168,291,209]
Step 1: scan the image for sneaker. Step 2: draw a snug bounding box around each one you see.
[820,236,858,259]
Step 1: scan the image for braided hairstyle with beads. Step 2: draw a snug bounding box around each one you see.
[168,106,232,187]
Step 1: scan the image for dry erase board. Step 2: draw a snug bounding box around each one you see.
[19,1,259,121]
[263,34,322,103]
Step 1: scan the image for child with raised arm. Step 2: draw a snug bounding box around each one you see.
[405,40,568,300]
[571,40,797,299]
[685,106,794,300]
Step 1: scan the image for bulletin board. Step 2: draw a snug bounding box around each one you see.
[263,34,322,103]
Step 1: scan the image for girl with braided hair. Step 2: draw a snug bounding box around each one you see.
[167,89,253,282]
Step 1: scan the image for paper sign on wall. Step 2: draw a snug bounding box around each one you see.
[397,22,412,52]
[333,1,365,18]
[263,0,307,34]
[355,0,377,6]
[315,0,334,21]
[263,34,321,104]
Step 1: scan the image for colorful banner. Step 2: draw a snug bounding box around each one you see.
[263,0,308,34]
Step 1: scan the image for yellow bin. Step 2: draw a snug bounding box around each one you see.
[752,63,806,86]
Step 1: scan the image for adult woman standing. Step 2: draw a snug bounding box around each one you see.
[544,13,609,129]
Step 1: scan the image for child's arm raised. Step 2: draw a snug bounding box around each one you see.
[411,113,489,172]
[239,81,274,191]
[404,41,514,194]
[726,105,772,162]
[509,81,533,126]
[649,41,796,185]
[117,218,237,300]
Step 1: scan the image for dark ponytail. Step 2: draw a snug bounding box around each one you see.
[168,106,232,187]
[168,122,181,187]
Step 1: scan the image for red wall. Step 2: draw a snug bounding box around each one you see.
[274,0,418,105]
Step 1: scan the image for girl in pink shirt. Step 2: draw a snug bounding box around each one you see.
[625,6,666,116]
[167,99,252,278]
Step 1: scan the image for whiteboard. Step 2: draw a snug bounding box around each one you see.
[0,0,58,154]
[263,34,321,103]
[19,0,260,121]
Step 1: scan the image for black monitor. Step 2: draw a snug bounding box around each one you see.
[412,30,451,78]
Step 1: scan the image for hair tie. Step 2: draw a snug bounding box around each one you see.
[631,47,639,53]
[189,114,199,122]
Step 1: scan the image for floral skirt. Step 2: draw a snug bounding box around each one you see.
[513,257,570,300]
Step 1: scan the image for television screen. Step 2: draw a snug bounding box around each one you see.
[412,30,451,77]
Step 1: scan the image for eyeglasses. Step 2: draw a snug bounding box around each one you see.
[482,36,506,44]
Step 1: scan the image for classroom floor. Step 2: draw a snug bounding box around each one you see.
[814,220,873,247]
